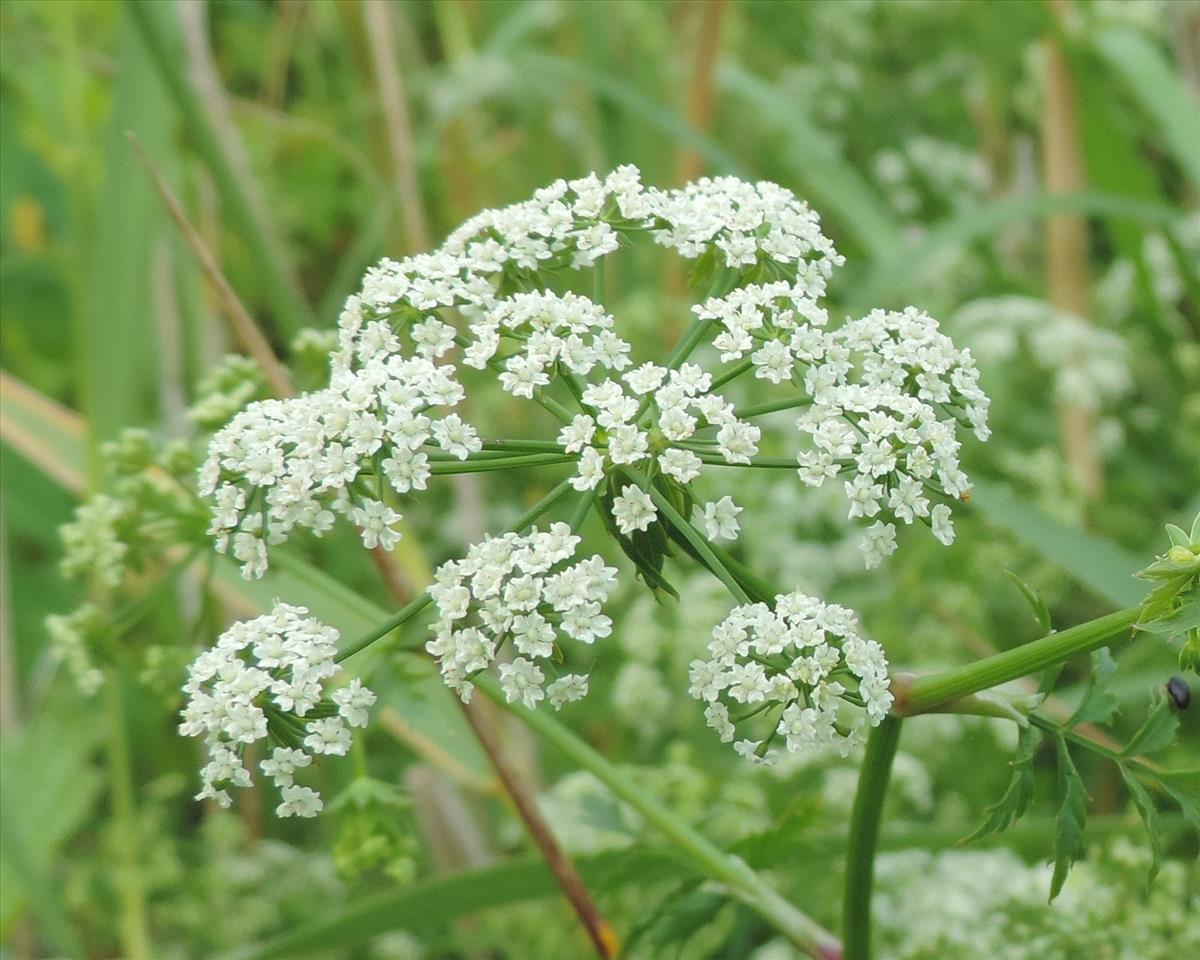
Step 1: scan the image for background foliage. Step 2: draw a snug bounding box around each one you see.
[1,1,1198,958]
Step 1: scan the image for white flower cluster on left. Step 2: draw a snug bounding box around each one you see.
[179,602,375,817]
[688,590,893,763]
[426,523,618,707]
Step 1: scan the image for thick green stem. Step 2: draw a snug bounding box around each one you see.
[334,592,431,663]
[707,357,754,391]
[513,478,577,531]
[476,673,842,959]
[664,314,712,370]
[896,607,1139,716]
[593,257,605,304]
[481,438,569,453]
[738,395,814,418]
[428,453,577,475]
[842,716,902,960]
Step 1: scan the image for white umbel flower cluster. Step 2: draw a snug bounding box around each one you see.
[198,166,846,578]
[697,282,989,566]
[178,602,374,816]
[426,523,618,706]
[688,591,892,763]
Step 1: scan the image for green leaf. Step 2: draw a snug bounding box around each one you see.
[79,7,174,457]
[849,193,1181,314]
[1122,693,1179,758]
[515,53,745,177]
[646,887,729,951]
[963,725,1041,843]
[1137,595,1200,636]
[1119,767,1163,882]
[1069,648,1120,727]
[1138,576,1191,624]
[220,849,690,960]
[1165,524,1191,549]
[1006,570,1053,634]
[1049,733,1088,902]
[1157,771,1200,833]
[1092,27,1200,188]
[0,682,101,952]
[970,480,1148,608]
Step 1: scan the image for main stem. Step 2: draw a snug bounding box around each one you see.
[895,607,1139,715]
[842,716,902,960]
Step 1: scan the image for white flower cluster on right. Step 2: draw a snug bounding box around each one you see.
[688,591,892,763]
[696,283,990,567]
[426,523,618,707]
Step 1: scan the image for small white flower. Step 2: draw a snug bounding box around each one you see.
[276,784,323,818]
[611,485,657,535]
[558,415,596,453]
[658,448,702,483]
[571,447,606,491]
[304,716,353,756]
[860,521,898,569]
[332,678,377,728]
[432,414,482,460]
[702,496,742,541]
[546,674,589,708]
[260,747,311,787]
[499,657,546,709]
[930,503,955,545]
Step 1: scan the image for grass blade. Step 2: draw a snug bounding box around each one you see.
[849,191,1181,313]
[126,0,316,337]
[1092,27,1200,188]
[970,479,1147,607]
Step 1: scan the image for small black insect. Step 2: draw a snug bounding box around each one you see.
[1167,676,1191,711]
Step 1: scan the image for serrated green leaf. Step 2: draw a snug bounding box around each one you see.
[1122,693,1179,758]
[1157,771,1200,833]
[1005,570,1053,634]
[1137,596,1200,637]
[1069,648,1120,727]
[1049,733,1088,902]
[1139,576,1191,623]
[1119,767,1162,883]
[963,725,1041,843]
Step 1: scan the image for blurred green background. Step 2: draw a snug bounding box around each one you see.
[1,1,1198,958]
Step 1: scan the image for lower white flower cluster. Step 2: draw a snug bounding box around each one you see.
[179,602,375,817]
[688,591,893,762]
[426,523,618,707]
